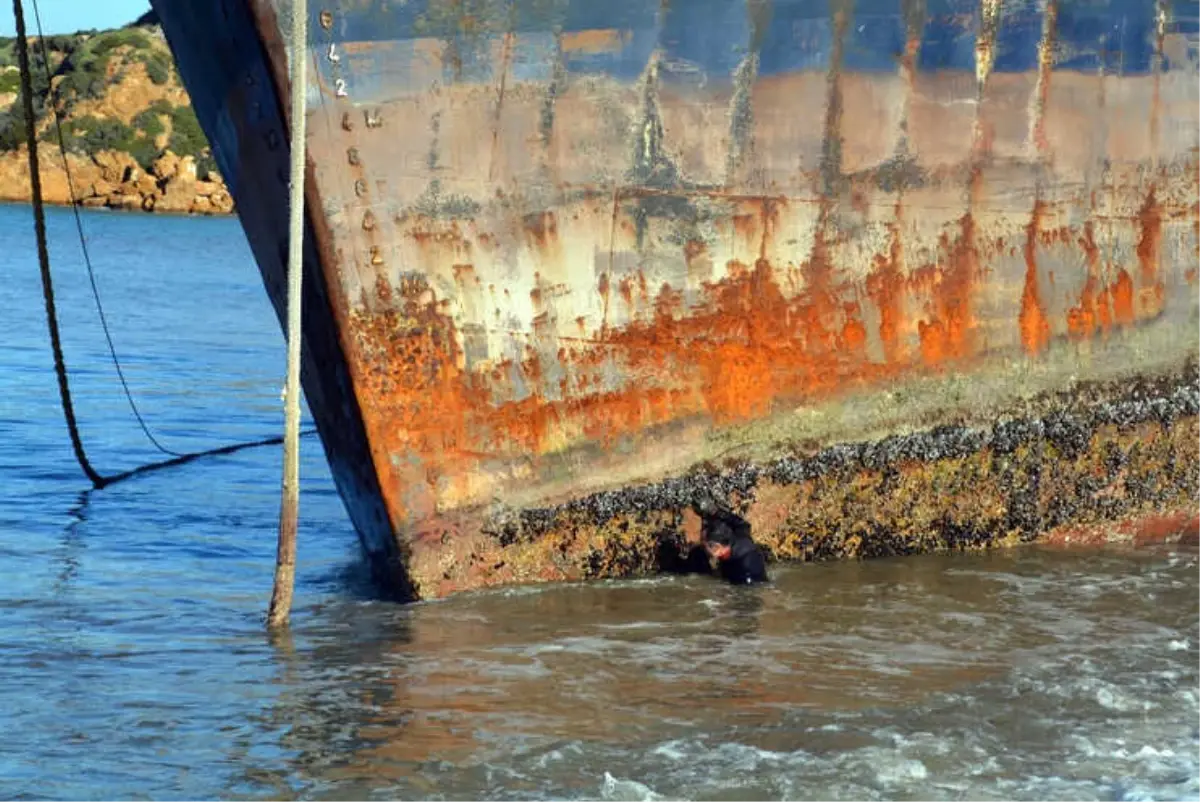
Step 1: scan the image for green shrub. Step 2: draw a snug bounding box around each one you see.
[140,50,170,84]
[131,105,165,139]
[196,152,217,180]
[127,136,159,170]
[0,69,19,95]
[87,28,150,58]
[32,113,160,169]
[56,52,108,102]
[51,115,134,154]
[43,35,76,53]
[0,111,28,151]
[167,104,206,157]
[56,29,152,104]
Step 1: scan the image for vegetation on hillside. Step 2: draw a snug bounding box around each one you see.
[0,25,217,177]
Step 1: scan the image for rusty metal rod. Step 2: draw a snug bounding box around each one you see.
[267,0,308,629]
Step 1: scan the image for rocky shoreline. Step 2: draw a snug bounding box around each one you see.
[0,146,233,214]
[0,24,234,215]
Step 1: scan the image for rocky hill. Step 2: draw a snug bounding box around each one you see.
[0,23,232,214]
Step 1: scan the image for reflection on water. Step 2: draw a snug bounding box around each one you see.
[0,205,1196,801]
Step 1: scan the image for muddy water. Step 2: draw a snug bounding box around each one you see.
[1,207,1196,801]
[251,547,1199,802]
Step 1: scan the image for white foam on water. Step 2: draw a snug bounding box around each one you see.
[1167,639,1189,651]
[600,771,665,801]
[874,757,929,785]
[596,621,672,631]
[650,741,687,761]
[532,741,584,770]
[1095,683,1148,712]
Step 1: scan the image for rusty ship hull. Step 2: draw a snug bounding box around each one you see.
[150,0,1200,600]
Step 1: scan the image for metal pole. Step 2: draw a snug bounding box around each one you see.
[267,0,308,629]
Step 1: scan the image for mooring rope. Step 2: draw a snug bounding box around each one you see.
[13,0,104,487]
[28,0,185,458]
[16,0,317,489]
[267,0,310,628]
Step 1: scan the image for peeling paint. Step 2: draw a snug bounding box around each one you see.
[248,0,1200,598]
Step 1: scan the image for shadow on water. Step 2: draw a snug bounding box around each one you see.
[52,489,90,594]
[307,548,404,605]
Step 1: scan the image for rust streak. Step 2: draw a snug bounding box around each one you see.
[897,0,925,148]
[1150,0,1168,169]
[1067,221,1108,340]
[867,201,907,365]
[819,0,850,197]
[1135,187,1164,317]
[1029,0,1058,161]
[1111,269,1135,326]
[918,200,979,367]
[1019,200,1051,355]
[488,31,514,184]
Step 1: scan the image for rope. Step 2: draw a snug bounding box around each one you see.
[13,0,104,487]
[30,0,184,457]
[267,0,309,628]
[16,0,319,489]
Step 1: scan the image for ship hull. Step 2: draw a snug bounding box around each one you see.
[152,0,1200,600]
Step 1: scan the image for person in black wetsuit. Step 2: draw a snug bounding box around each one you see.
[692,497,769,585]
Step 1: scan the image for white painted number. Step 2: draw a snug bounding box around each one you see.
[328,42,340,63]
[335,78,347,97]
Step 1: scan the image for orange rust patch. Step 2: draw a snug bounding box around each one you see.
[841,303,868,354]
[866,210,907,365]
[918,212,977,366]
[352,249,909,500]
[1068,220,1108,340]
[1111,269,1135,326]
[1134,187,1165,318]
[597,253,876,424]
[1019,200,1051,355]
[1067,275,1100,341]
